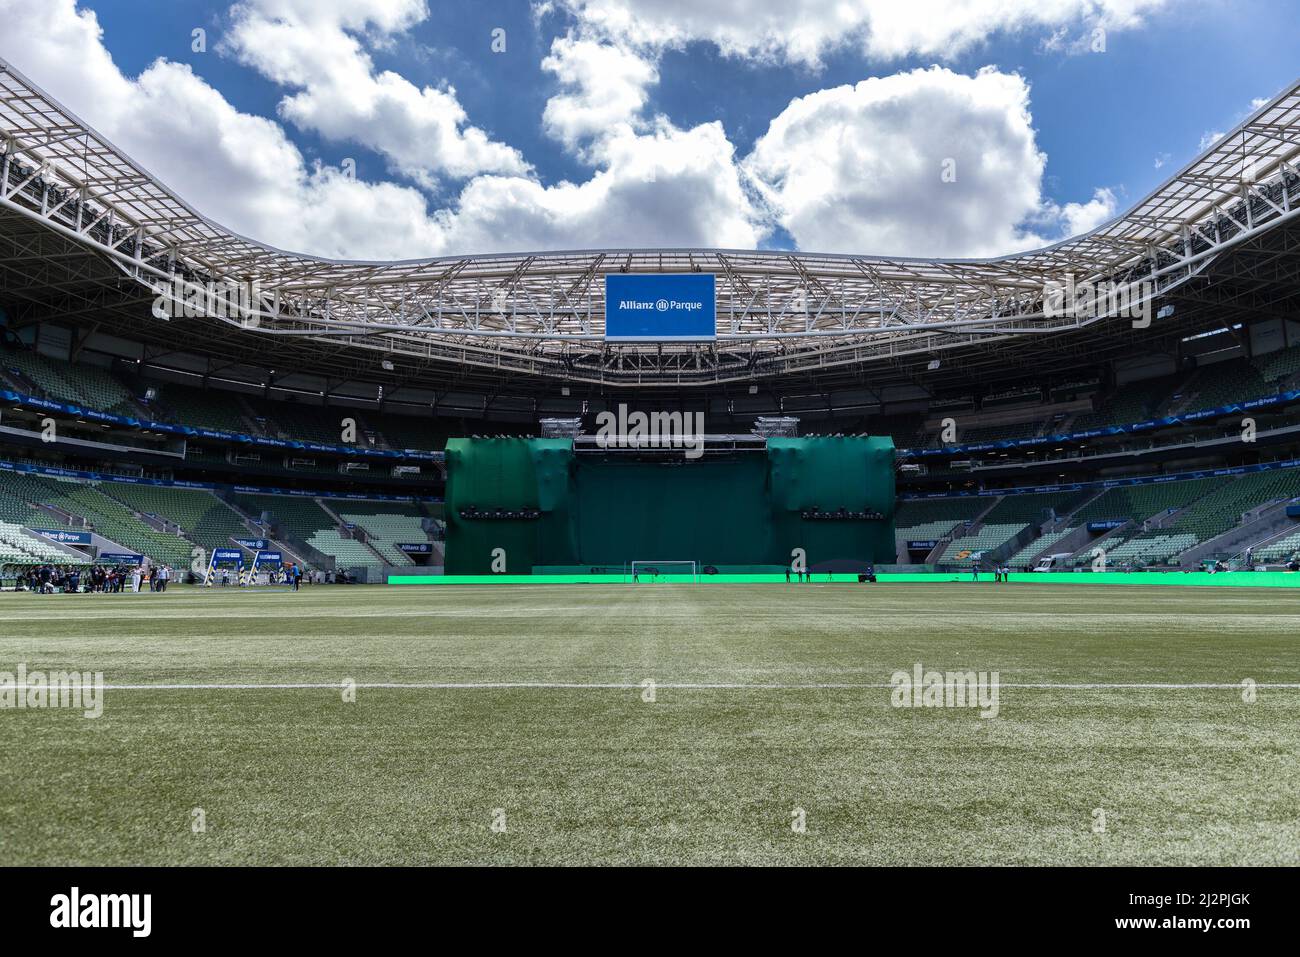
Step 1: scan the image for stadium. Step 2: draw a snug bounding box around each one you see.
[1,38,1299,876]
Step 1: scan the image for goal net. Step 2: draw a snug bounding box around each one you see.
[630,560,698,583]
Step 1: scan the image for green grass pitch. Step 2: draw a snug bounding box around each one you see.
[1,581,1297,865]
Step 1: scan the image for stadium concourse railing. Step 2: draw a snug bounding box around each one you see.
[898,457,1300,503]
[0,456,440,504]
[0,387,442,463]
[5,382,1300,464]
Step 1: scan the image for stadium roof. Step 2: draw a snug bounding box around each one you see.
[2,57,1300,388]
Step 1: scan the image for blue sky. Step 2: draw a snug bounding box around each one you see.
[2,0,1296,259]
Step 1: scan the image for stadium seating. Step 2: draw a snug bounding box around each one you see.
[0,347,138,416]
[49,482,195,567]
[102,483,252,556]
[931,491,1074,563]
[230,493,333,539]
[1069,378,1175,431]
[303,528,383,569]
[1006,527,1076,567]
[1070,477,1225,526]
[1252,527,1300,562]
[1255,343,1300,384]
[246,398,357,446]
[0,520,89,565]
[143,382,251,434]
[955,420,1044,444]
[1109,469,1300,563]
[938,524,1030,562]
[1180,362,1269,415]
[894,498,984,541]
[338,509,430,566]
[0,472,56,528]
[1101,532,1200,565]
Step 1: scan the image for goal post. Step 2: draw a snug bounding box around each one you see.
[629,560,698,583]
[245,549,285,586]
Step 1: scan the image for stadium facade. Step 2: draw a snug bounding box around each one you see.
[3,55,1300,579]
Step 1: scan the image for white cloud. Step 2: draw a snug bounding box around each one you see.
[0,1,1123,261]
[1043,187,1118,239]
[0,0,762,257]
[552,0,1170,66]
[541,35,659,159]
[1198,129,1225,151]
[747,67,1060,256]
[224,0,528,185]
[439,119,763,250]
[0,0,450,259]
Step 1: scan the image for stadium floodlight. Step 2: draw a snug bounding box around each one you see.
[540,416,583,438]
[752,416,800,438]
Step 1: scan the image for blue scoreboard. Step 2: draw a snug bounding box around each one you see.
[604,273,716,341]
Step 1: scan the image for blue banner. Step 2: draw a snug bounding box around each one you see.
[99,552,143,565]
[397,542,433,554]
[234,538,269,550]
[36,528,92,545]
[605,274,716,341]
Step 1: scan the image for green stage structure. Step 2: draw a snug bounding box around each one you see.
[442,435,896,575]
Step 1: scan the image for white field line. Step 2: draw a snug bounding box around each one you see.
[10,681,1300,691]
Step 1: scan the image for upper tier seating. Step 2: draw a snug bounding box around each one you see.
[142,382,250,434]
[1069,378,1177,431]
[246,398,359,446]
[1181,362,1269,415]
[1,347,138,415]
[1254,343,1300,384]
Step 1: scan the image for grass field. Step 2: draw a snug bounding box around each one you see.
[1,581,1297,866]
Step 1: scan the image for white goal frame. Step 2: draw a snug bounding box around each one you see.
[630,561,698,583]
